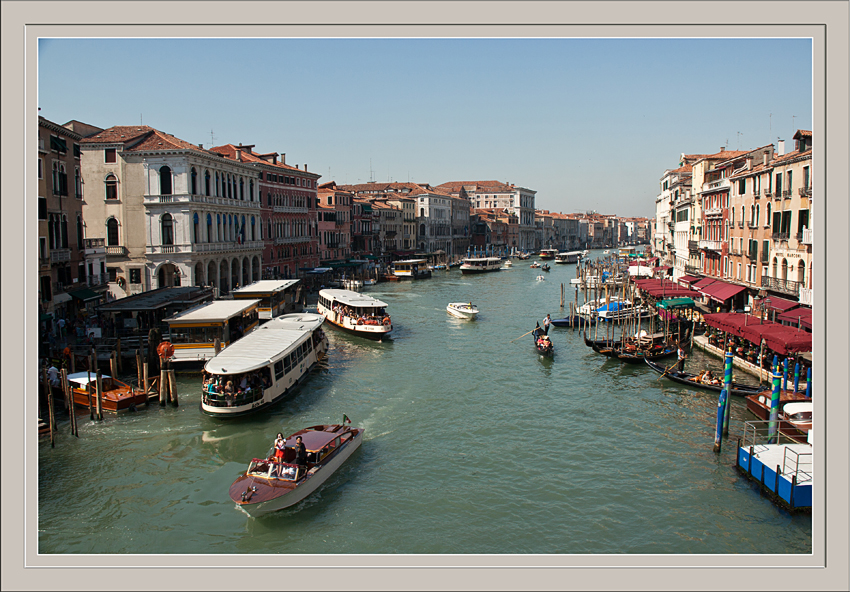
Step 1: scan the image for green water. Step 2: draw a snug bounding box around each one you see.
[38,253,812,554]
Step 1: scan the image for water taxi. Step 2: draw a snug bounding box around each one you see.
[539,248,559,260]
[229,422,364,517]
[164,299,260,364]
[459,257,502,274]
[66,372,148,413]
[501,259,512,268]
[231,279,302,320]
[391,259,431,280]
[446,302,479,319]
[317,289,392,340]
[201,314,328,418]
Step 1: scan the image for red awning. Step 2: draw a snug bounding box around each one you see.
[703,313,765,339]
[699,280,747,303]
[740,323,812,355]
[654,265,671,271]
[677,275,700,286]
[691,277,718,289]
[765,296,800,312]
[777,306,812,330]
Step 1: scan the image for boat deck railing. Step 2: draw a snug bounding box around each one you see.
[740,420,812,484]
[202,388,265,408]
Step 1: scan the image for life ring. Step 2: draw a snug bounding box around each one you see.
[157,341,175,359]
[358,319,364,325]
[382,317,391,326]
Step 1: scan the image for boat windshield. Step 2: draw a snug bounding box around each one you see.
[246,458,299,481]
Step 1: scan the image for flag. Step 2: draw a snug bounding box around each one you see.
[343,414,351,424]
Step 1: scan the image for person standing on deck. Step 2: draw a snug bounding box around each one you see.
[274,434,286,460]
[677,342,687,372]
[294,436,308,467]
[543,314,551,335]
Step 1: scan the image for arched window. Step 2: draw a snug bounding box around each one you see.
[755,204,760,226]
[781,258,788,281]
[215,172,221,196]
[106,218,119,246]
[766,202,771,225]
[205,170,211,196]
[61,214,68,248]
[249,180,254,201]
[76,215,84,249]
[240,215,246,241]
[75,167,83,198]
[191,167,198,195]
[227,174,233,199]
[161,213,174,245]
[251,216,256,241]
[105,174,118,200]
[193,213,200,243]
[207,214,213,242]
[239,178,244,200]
[159,166,173,195]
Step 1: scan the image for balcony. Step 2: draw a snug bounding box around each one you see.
[699,240,724,252]
[50,248,71,263]
[84,237,105,249]
[764,190,773,198]
[685,265,701,276]
[746,251,758,262]
[105,245,127,256]
[688,240,700,251]
[273,205,308,214]
[798,287,813,306]
[753,188,761,198]
[87,273,109,288]
[144,193,262,209]
[771,231,789,241]
[52,281,69,295]
[782,190,792,199]
[798,186,812,197]
[174,240,264,254]
[802,228,813,245]
[274,236,308,245]
[704,207,723,217]
[761,276,801,297]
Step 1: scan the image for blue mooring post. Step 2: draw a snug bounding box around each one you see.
[713,387,728,453]
[768,369,781,443]
[722,349,734,437]
[805,366,811,398]
[793,360,801,393]
[782,358,789,392]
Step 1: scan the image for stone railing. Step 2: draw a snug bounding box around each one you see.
[798,287,813,306]
[761,276,800,297]
[802,228,813,245]
[699,240,723,252]
[50,248,71,263]
[105,246,127,256]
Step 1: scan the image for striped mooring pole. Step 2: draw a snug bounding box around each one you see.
[793,360,801,393]
[782,358,789,392]
[768,368,782,443]
[721,349,734,437]
[713,385,728,453]
[805,366,811,398]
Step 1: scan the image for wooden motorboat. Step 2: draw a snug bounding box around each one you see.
[529,261,541,268]
[645,359,770,397]
[744,392,811,442]
[781,401,812,434]
[229,422,364,517]
[66,372,148,413]
[447,302,479,319]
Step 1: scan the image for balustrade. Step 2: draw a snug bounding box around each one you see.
[761,276,801,296]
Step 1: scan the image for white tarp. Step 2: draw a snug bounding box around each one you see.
[628,265,654,277]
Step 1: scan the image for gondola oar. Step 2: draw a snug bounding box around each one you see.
[510,328,537,343]
[656,360,678,381]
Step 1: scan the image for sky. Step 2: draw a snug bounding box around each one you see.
[37,37,812,218]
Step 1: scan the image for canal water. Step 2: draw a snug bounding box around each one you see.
[38,251,812,555]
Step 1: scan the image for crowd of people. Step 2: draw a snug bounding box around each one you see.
[331,303,389,326]
[202,370,271,406]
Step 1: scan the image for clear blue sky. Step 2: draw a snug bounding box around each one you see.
[38,37,812,218]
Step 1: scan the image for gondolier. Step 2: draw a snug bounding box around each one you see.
[677,342,687,372]
[543,314,551,335]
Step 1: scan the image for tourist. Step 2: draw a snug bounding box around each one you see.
[274,433,286,460]
[294,436,307,466]
[47,363,60,394]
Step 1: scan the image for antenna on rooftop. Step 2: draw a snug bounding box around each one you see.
[792,115,796,132]
[141,113,143,125]
[210,129,215,146]
[369,159,375,183]
[737,131,743,149]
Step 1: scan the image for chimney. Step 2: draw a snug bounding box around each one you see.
[235,148,242,161]
[304,163,307,171]
[198,143,204,149]
[763,151,769,165]
[746,155,752,170]
[777,140,785,156]
[272,155,277,165]
[281,153,285,165]
[720,147,725,152]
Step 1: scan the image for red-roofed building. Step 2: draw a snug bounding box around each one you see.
[81,125,265,295]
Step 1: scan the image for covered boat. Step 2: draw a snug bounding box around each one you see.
[66,372,148,413]
[459,257,502,274]
[533,330,554,356]
[229,422,364,517]
[317,289,392,340]
[446,302,479,319]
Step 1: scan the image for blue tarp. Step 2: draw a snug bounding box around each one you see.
[597,302,626,312]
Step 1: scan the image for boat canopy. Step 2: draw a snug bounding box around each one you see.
[232,279,299,295]
[298,429,349,453]
[67,372,113,386]
[164,299,260,324]
[319,289,387,308]
[204,314,325,374]
[656,297,695,310]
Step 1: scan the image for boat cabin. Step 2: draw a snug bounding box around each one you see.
[164,299,260,363]
[392,259,431,279]
[232,279,301,320]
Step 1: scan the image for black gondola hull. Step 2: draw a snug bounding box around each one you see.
[645,358,770,397]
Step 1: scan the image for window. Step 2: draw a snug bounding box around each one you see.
[803,166,810,190]
[738,179,746,194]
[106,218,119,246]
[159,166,173,195]
[191,167,197,194]
[38,196,47,220]
[129,268,142,284]
[76,215,84,249]
[75,167,83,198]
[105,174,118,200]
[775,172,782,196]
[38,157,43,179]
[74,143,81,158]
[105,148,117,163]
[797,209,809,232]
[786,171,793,192]
[205,170,211,196]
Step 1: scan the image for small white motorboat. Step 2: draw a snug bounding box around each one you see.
[502,260,512,267]
[447,302,479,319]
[535,275,546,281]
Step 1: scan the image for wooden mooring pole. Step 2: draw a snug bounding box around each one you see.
[159,356,168,406]
[116,338,122,372]
[168,362,178,407]
[95,369,104,421]
[87,357,94,420]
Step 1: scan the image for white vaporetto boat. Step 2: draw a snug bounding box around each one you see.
[229,422,364,517]
[459,257,502,274]
[201,314,328,418]
[446,302,479,319]
[317,289,392,340]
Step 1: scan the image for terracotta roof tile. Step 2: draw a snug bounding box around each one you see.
[80,125,155,144]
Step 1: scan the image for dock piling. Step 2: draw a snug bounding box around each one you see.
[159,357,167,406]
[95,369,104,421]
[722,349,733,437]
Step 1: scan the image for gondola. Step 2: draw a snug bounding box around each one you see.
[550,315,594,327]
[645,358,770,396]
[533,329,554,357]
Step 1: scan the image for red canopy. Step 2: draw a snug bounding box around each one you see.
[765,296,800,312]
[634,278,700,298]
[702,313,765,338]
[740,323,812,354]
[677,275,700,286]
[777,306,812,330]
[699,280,747,303]
[692,278,718,289]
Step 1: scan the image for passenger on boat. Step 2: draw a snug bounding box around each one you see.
[224,380,234,406]
[294,436,308,467]
[274,434,286,460]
